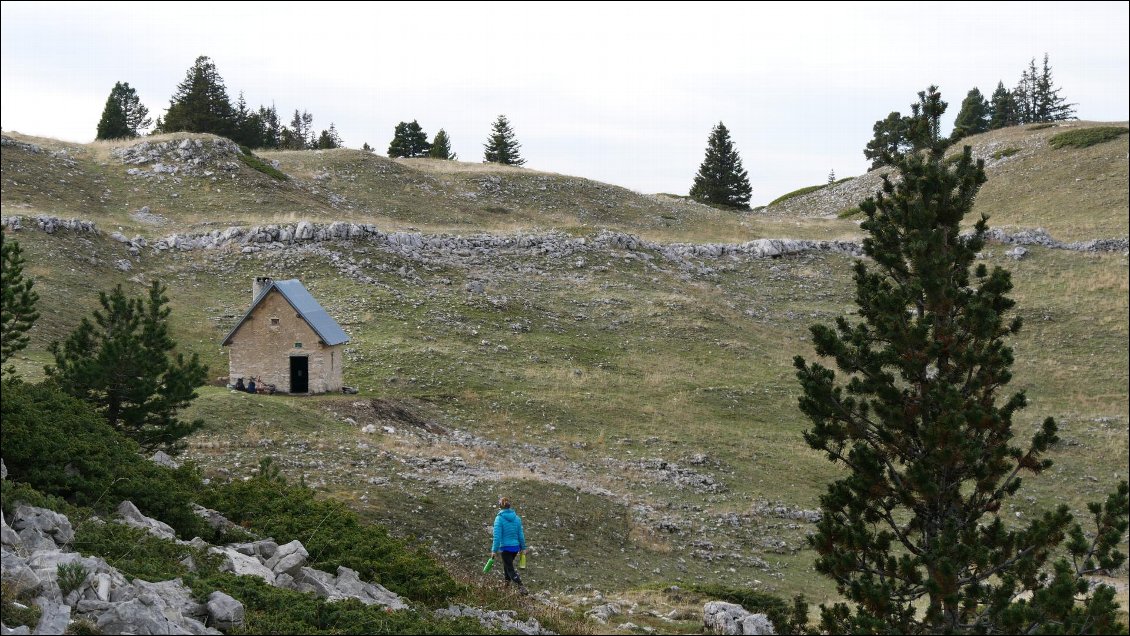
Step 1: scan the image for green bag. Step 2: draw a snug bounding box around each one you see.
[483,557,495,573]
[518,553,527,569]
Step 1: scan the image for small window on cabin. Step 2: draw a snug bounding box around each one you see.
[294,342,303,348]
[270,317,280,326]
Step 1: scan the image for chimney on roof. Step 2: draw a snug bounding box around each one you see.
[253,277,273,303]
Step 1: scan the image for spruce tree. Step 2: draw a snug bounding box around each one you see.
[989,81,1020,130]
[160,56,236,138]
[1,234,40,376]
[950,87,990,141]
[96,95,131,141]
[1034,53,1076,122]
[96,81,151,139]
[316,123,342,149]
[231,92,269,148]
[689,121,752,209]
[47,281,207,455]
[388,120,430,158]
[794,89,1128,634]
[429,128,457,160]
[483,115,525,165]
[258,105,282,149]
[282,109,314,150]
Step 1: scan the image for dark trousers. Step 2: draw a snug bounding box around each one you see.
[500,550,522,585]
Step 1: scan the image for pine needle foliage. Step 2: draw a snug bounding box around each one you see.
[689,121,752,210]
[794,88,1128,635]
[46,281,207,455]
[483,115,525,166]
[1,234,40,375]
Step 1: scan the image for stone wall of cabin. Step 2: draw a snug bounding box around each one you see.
[227,289,344,394]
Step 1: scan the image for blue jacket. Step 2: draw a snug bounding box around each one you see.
[492,508,525,552]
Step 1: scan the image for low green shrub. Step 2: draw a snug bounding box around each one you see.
[1,381,210,539]
[837,206,863,219]
[685,584,810,633]
[768,184,827,207]
[0,594,40,631]
[1048,126,1129,149]
[73,519,218,582]
[238,147,288,181]
[57,562,89,595]
[0,480,72,518]
[991,147,1021,160]
[1028,122,1055,131]
[203,469,462,604]
[66,618,100,634]
[183,571,487,634]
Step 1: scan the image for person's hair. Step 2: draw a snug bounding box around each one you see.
[499,496,511,509]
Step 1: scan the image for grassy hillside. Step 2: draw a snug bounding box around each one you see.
[2,122,1127,629]
[1,131,866,244]
[763,121,1129,241]
[4,227,1125,621]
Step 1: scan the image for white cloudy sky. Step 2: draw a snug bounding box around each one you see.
[2,1,1127,205]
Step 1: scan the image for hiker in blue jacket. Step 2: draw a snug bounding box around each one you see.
[490,496,527,593]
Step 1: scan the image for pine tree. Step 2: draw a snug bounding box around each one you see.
[258,105,282,149]
[46,281,207,455]
[388,120,430,158]
[689,121,752,209]
[231,92,271,149]
[96,94,130,140]
[361,142,373,152]
[160,56,236,138]
[96,81,151,139]
[429,128,457,160]
[863,111,911,169]
[483,115,525,165]
[1,234,40,376]
[794,89,1128,634]
[282,109,314,150]
[1034,53,1076,122]
[827,169,836,185]
[950,87,990,141]
[316,123,342,149]
[989,81,1020,129]
[863,87,948,169]
[1013,55,1076,124]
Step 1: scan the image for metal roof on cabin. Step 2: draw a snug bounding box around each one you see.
[221,279,350,346]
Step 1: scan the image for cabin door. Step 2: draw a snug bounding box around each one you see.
[290,356,309,393]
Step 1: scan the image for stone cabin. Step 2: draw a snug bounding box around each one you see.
[222,277,350,394]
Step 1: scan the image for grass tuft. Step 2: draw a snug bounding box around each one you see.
[1048,127,1129,150]
[238,146,289,180]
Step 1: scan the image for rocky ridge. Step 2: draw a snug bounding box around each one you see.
[3,216,1126,272]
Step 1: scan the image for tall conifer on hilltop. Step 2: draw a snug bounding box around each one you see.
[483,115,525,165]
[1014,54,1076,124]
[989,81,1020,130]
[689,121,751,209]
[429,129,457,160]
[388,121,430,158]
[96,82,151,139]
[794,88,1128,634]
[950,87,990,141]
[159,56,236,138]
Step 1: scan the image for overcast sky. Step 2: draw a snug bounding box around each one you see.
[2,1,1127,205]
